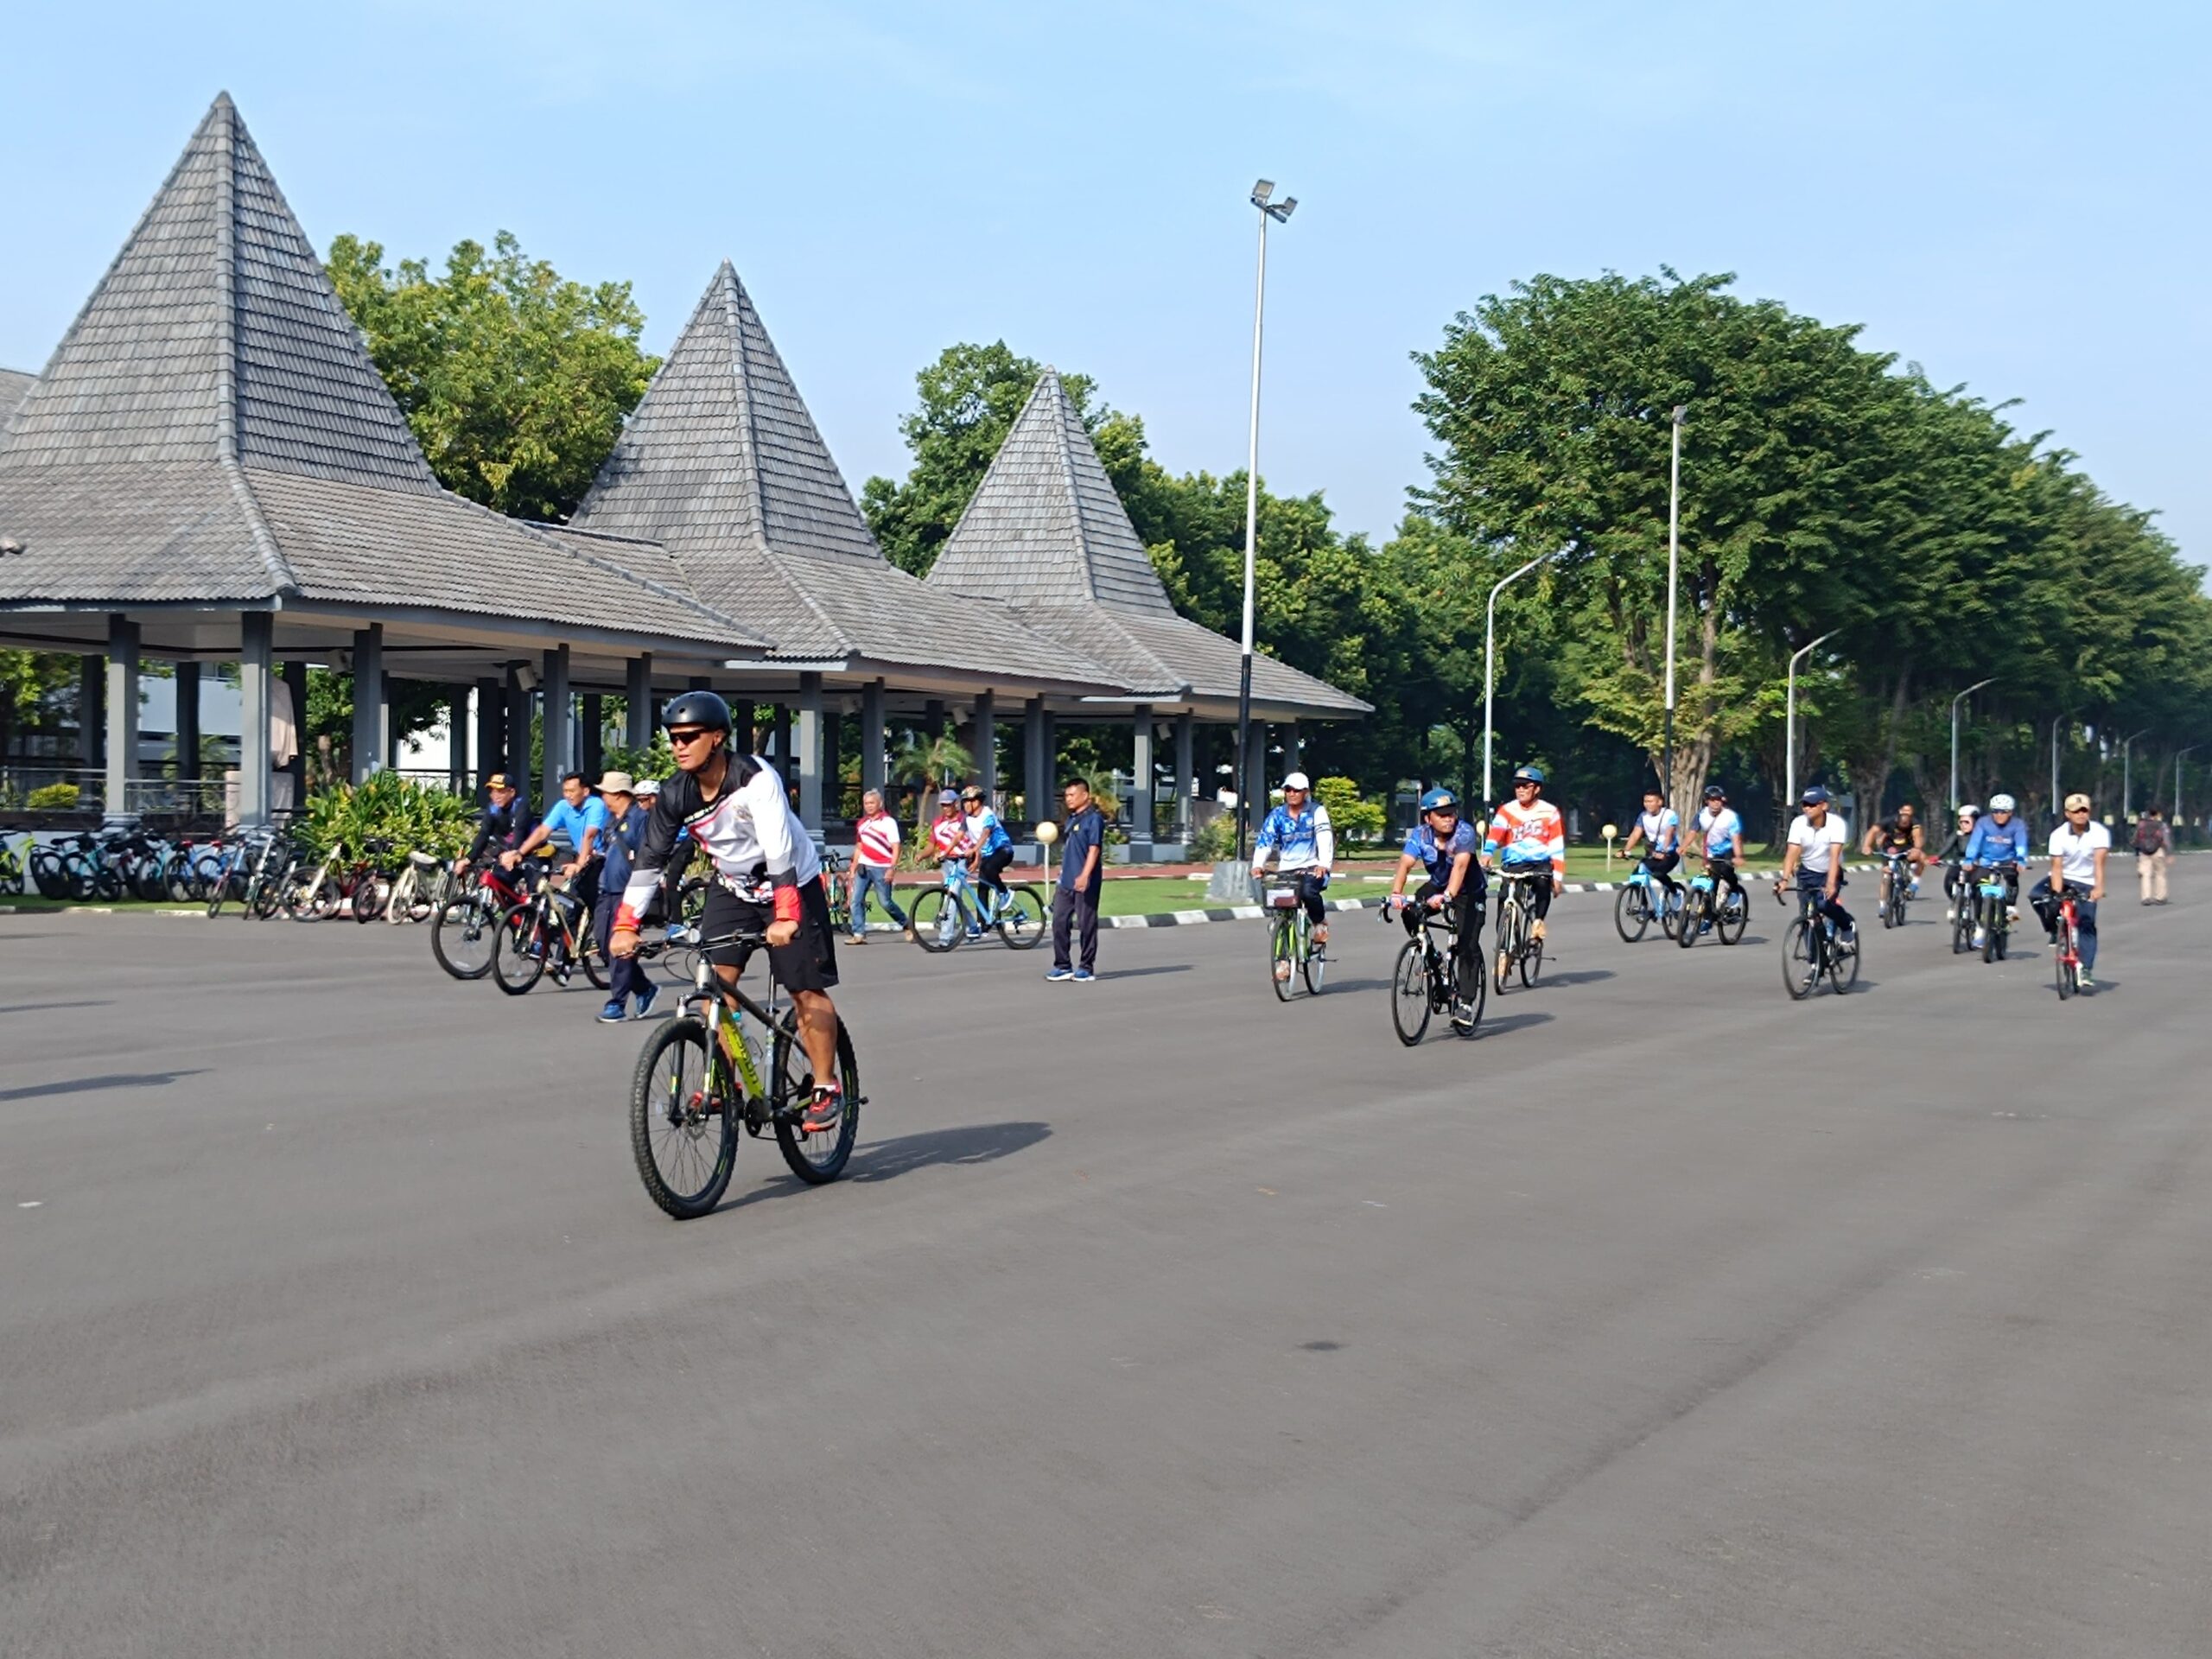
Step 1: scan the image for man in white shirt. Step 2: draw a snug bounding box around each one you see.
[2031,792,2109,989]
[1776,784,1854,943]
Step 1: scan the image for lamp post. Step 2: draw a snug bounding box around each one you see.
[2121,728,2150,821]
[1784,630,1837,810]
[1484,547,1562,810]
[2177,745,2200,839]
[1948,677,1995,812]
[2050,715,2065,825]
[1661,404,1687,806]
[1234,178,1296,863]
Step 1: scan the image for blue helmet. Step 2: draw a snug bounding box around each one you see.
[1419,786,1460,815]
[1512,765,1545,785]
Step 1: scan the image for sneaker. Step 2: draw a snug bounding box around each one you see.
[664,923,692,945]
[849,931,868,944]
[1071,968,1096,983]
[1274,959,1293,982]
[596,1000,626,1023]
[1451,998,1478,1026]
[1532,919,1548,942]
[1944,906,1955,923]
[799,1083,843,1135]
[1046,966,1076,982]
[1972,925,1986,948]
[632,984,658,1020]
[2078,971,2095,992]
[965,926,983,941]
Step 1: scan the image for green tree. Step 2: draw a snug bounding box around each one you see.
[327,231,659,522]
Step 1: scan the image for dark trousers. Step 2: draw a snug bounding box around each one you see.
[1404,879,1484,994]
[594,893,646,1005]
[1641,849,1681,891]
[2030,877,2098,971]
[1052,883,1100,971]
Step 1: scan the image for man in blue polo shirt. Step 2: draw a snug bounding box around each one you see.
[505,771,610,906]
[1046,777,1105,983]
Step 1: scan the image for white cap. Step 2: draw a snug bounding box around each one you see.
[1282,771,1311,791]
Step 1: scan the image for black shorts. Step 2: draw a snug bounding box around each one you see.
[702,874,840,994]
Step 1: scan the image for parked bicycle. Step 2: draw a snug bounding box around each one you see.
[1492,868,1548,993]
[1262,880,1326,1000]
[0,826,27,897]
[383,849,455,925]
[1675,871,1748,949]
[908,858,1046,952]
[1387,895,1482,1043]
[1779,884,1859,999]
[1612,861,1683,944]
[628,929,864,1218]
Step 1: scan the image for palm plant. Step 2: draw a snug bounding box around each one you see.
[891,728,975,839]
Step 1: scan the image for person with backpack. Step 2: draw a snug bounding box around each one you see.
[2133,804,2171,905]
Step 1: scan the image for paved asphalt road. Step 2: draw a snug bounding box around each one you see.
[3,877,2206,1657]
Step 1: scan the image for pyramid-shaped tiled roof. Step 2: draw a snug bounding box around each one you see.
[569,264,1105,687]
[929,372,1368,717]
[0,95,758,649]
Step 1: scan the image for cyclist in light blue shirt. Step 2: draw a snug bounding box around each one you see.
[1960,791,2030,948]
[505,770,611,905]
[1690,782,1747,908]
[1250,772,1336,975]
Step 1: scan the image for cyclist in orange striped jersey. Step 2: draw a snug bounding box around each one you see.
[1483,766,1567,940]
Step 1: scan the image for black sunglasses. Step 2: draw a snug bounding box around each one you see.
[666,728,715,745]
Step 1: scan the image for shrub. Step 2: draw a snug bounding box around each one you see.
[1189,814,1237,863]
[27,782,80,810]
[296,771,476,860]
[1313,775,1386,843]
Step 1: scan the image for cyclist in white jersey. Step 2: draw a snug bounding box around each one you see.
[1620,786,1683,900]
[1690,783,1747,907]
[2031,792,2110,989]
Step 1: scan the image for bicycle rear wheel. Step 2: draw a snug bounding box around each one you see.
[1519,927,1545,987]
[576,918,610,990]
[1301,914,1328,995]
[1391,940,1432,1046]
[493,906,547,995]
[1952,896,1974,955]
[1832,930,1860,994]
[995,885,1048,950]
[908,887,963,953]
[1675,893,1701,949]
[772,1016,861,1184]
[1614,885,1650,943]
[630,1017,738,1219]
[1783,918,1819,1000]
[1656,890,1681,942]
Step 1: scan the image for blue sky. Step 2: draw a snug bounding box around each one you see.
[5,3,2206,560]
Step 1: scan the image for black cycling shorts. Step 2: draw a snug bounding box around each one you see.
[702,874,840,995]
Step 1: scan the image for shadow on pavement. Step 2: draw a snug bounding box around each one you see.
[848,1119,1052,1183]
[1534,969,1614,988]
[1096,964,1193,981]
[0,1000,112,1016]
[1477,1011,1554,1038]
[0,1069,207,1102]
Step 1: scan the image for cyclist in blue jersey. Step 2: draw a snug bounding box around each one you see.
[1689,782,1747,908]
[1960,791,2031,950]
[960,786,1015,929]
[1620,785,1683,900]
[1251,772,1336,978]
[1388,786,1484,1020]
[505,771,609,906]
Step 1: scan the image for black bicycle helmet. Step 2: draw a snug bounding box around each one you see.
[661,690,733,733]
[1703,783,1726,800]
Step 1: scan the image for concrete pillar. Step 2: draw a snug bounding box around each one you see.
[448,689,471,795]
[625,655,653,749]
[796,672,823,832]
[974,690,996,799]
[824,709,845,820]
[474,677,503,786]
[282,660,309,804]
[924,697,946,739]
[1173,713,1195,840]
[1130,704,1154,842]
[772,703,791,774]
[1023,696,1047,826]
[79,654,103,772]
[104,614,140,820]
[540,645,571,806]
[861,678,887,798]
[350,623,385,784]
[175,661,201,783]
[581,694,604,780]
[238,613,273,828]
[505,665,532,813]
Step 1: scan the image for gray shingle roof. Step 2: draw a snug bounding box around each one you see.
[569,263,1107,686]
[0,369,35,423]
[928,371,1369,716]
[0,94,758,652]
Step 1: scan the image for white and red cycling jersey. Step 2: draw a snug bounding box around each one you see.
[1485,797,1565,875]
[615,754,820,930]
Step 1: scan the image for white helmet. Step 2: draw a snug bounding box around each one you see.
[1282,771,1311,791]
[1988,792,2016,812]
[1957,803,1979,820]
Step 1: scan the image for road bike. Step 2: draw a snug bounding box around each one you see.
[628,929,864,1218]
[431,861,536,980]
[1675,870,1748,949]
[908,859,1047,952]
[1877,851,1916,929]
[2051,882,2088,1000]
[1612,861,1683,944]
[1262,879,1327,1000]
[1778,883,1859,999]
[1492,868,1548,994]
[492,872,608,995]
[1387,895,1482,1044]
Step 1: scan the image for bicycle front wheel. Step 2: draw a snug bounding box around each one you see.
[2056,935,2076,1000]
[1519,927,1545,988]
[1717,888,1748,946]
[432,895,498,979]
[493,906,547,995]
[908,887,963,953]
[772,1016,861,1185]
[1391,939,1432,1046]
[1783,918,1819,1000]
[1614,885,1649,943]
[1269,913,1295,1001]
[1675,893,1701,949]
[995,885,1049,950]
[631,1017,738,1219]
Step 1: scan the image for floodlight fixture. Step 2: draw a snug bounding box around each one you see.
[1274,196,1298,221]
[1251,178,1274,206]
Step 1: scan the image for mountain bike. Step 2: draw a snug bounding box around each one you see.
[1675,870,1748,948]
[2051,882,2088,1000]
[430,861,534,980]
[1492,868,1548,993]
[232,830,296,920]
[1262,880,1327,999]
[1877,852,1915,929]
[493,873,607,995]
[1612,861,1683,943]
[629,930,864,1218]
[908,860,1047,952]
[1778,882,1859,999]
[1387,895,1482,1043]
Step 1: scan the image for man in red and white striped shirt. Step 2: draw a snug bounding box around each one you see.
[1484,765,1567,939]
[848,788,908,943]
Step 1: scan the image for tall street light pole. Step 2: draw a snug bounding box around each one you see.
[1484,547,1562,812]
[1785,631,1837,810]
[2122,728,2150,821]
[2176,745,2200,839]
[1948,677,1995,812]
[1661,404,1686,806]
[1234,178,1296,863]
[2050,715,2066,826]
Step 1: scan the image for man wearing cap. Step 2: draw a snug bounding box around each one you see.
[1777,785,1855,944]
[591,772,658,1023]
[1250,772,1335,981]
[455,772,535,878]
[2032,793,2110,990]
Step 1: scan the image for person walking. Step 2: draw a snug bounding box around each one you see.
[848,788,908,942]
[2133,804,2171,905]
[591,772,657,1023]
[1047,777,1105,983]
